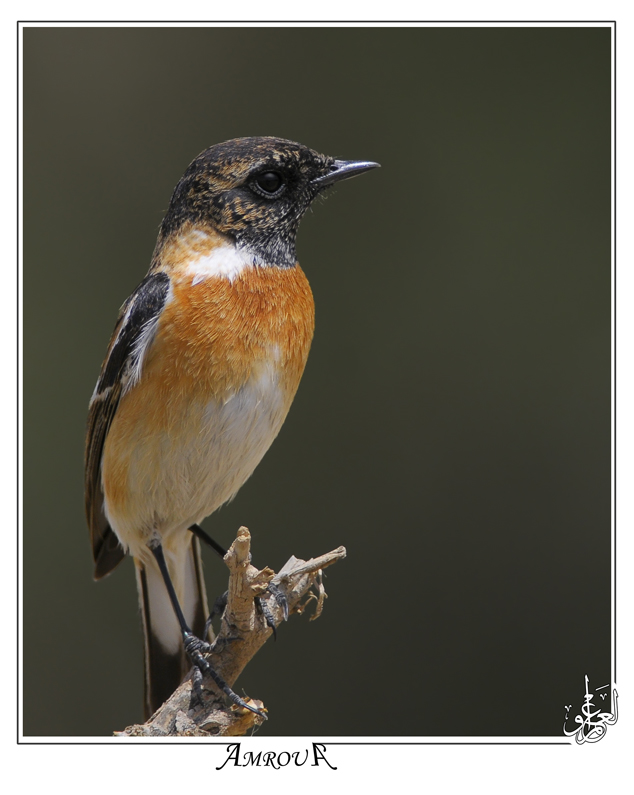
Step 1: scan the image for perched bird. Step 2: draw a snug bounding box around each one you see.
[84,136,379,719]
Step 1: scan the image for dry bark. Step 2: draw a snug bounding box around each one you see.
[117,526,346,736]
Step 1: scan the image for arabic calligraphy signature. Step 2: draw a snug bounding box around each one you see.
[563,675,618,744]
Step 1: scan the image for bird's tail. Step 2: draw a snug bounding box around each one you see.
[135,535,209,719]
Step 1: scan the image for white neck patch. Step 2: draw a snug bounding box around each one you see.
[187,237,256,285]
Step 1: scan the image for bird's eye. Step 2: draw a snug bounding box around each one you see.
[252,171,285,197]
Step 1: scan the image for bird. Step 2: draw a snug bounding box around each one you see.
[84,136,379,719]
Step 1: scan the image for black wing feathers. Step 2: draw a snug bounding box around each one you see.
[96,272,171,393]
[85,272,171,579]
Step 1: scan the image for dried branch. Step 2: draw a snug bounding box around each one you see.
[117,527,346,737]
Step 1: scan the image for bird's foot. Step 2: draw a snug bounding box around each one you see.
[254,583,288,640]
[268,582,289,622]
[183,631,213,657]
[254,594,277,639]
[205,586,285,639]
[183,631,266,719]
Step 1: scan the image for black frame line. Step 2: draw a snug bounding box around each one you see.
[16,18,616,748]
[613,21,617,685]
[14,19,620,22]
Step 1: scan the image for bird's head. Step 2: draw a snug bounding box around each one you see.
[158,136,379,268]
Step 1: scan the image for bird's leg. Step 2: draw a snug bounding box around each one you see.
[150,542,265,718]
[188,524,287,638]
[188,524,231,635]
[202,590,228,641]
[189,523,227,558]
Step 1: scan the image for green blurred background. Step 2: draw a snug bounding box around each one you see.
[23,26,611,736]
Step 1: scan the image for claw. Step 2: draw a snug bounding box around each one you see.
[255,595,277,640]
[268,583,289,622]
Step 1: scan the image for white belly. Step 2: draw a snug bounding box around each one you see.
[104,361,289,558]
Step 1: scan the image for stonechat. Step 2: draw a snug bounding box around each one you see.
[84,136,379,718]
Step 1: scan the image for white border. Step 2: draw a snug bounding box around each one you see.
[7,7,631,793]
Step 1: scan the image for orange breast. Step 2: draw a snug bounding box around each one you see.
[154,261,315,400]
[101,254,315,543]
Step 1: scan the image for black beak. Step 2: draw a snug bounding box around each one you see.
[312,159,381,187]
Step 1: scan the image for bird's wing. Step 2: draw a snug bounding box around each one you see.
[85,271,171,579]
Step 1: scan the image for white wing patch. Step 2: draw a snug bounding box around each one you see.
[125,314,162,393]
[123,280,173,395]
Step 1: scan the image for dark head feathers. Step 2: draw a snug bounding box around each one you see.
[155,136,379,268]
